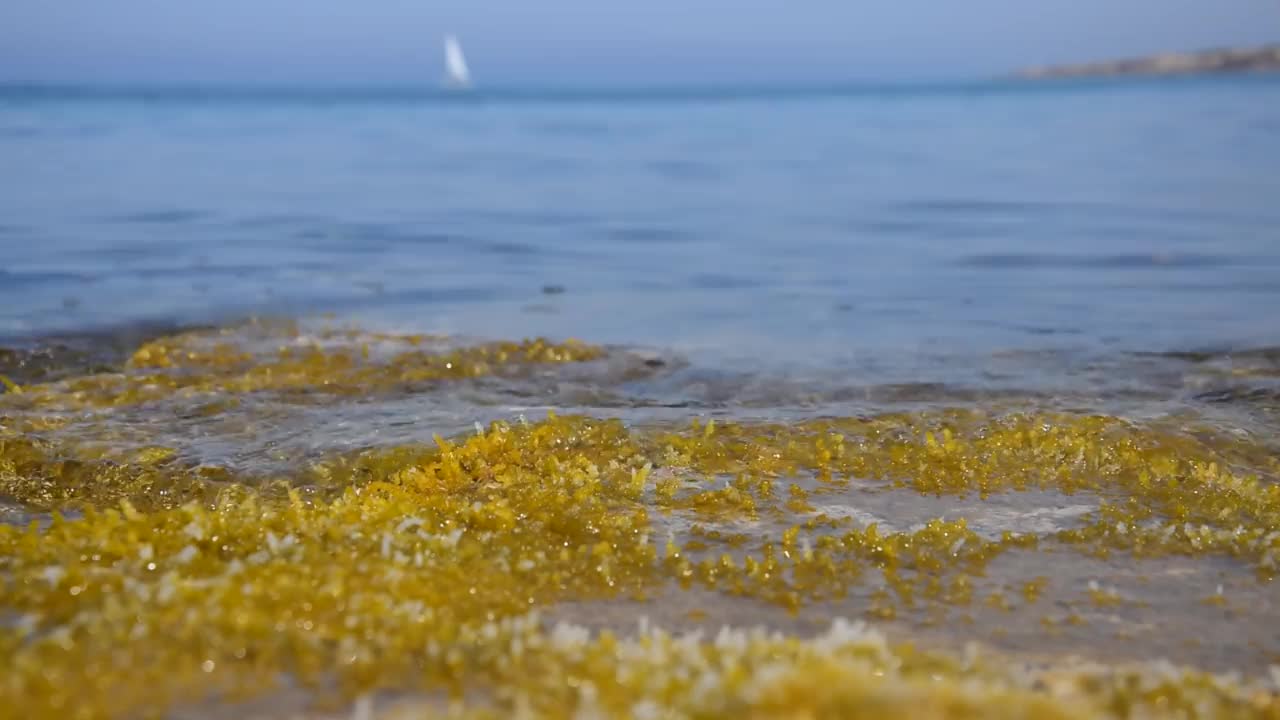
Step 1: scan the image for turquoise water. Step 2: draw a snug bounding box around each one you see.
[2,76,1279,376]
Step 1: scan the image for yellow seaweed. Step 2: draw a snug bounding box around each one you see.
[0,326,1278,719]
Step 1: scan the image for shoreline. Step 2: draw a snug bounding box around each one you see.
[2,320,1279,718]
[1018,45,1280,80]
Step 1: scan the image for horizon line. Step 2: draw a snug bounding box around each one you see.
[1,74,1243,93]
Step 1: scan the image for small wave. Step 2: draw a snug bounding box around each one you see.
[480,240,540,257]
[0,269,95,286]
[230,213,324,229]
[894,198,1078,216]
[1193,387,1280,405]
[689,273,758,290]
[106,209,210,225]
[955,252,1235,269]
[602,226,690,244]
[125,264,301,280]
[892,198,1280,228]
[844,216,1010,240]
[294,223,463,251]
[1136,346,1280,364]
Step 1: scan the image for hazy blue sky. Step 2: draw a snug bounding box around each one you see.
[1,0,1276,86]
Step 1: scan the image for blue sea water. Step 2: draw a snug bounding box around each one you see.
[2,77,1279,378]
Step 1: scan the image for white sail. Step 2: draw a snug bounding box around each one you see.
[443,35,471,88]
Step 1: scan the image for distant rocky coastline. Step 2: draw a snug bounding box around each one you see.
[1018,45,1280,79]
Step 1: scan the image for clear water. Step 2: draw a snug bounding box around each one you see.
[4,77,1280,684]
[3,77,1279,376]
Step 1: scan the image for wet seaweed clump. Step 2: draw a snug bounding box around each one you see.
[2,321,603,411]
[1,323,1279,719]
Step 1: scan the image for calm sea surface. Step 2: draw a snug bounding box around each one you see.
[2,77,1278,377]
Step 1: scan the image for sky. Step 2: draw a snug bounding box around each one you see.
[0,0,1277,86]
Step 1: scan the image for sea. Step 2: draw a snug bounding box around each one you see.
[2,77,1278,373]
[3,76,1280,706]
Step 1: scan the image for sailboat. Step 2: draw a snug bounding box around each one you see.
[442,35,472,89]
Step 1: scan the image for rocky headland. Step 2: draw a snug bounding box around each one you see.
[1018,44,1280,79]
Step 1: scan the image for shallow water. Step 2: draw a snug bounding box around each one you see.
[2,78,1280,718]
